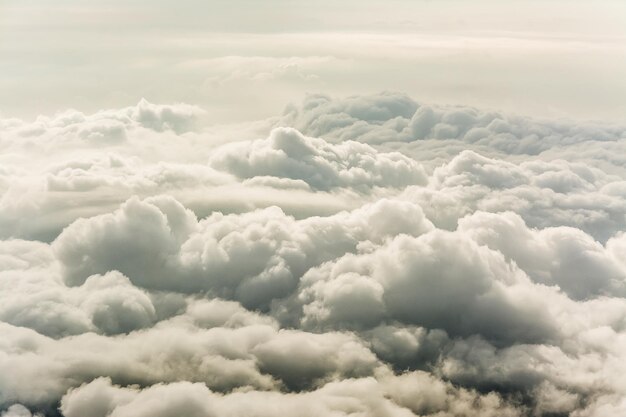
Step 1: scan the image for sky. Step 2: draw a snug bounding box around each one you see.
[2,2,626,417]
[1,0,626,121]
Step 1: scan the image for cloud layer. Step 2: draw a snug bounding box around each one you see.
[2,94,626,416]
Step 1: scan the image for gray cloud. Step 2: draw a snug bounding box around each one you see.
[296,228,561,345]
[0,405,41,417]
[58,371,523,417]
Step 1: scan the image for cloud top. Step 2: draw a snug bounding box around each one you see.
[2,94,626,417]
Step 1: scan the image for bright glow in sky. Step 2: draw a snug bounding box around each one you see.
[1,0,625,121]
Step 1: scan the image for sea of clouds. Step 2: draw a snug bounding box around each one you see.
[2,93,626,417]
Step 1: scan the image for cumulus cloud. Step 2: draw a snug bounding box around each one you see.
[283,93,626,156]
[296,229,561,346]
[458,211,626,299]
[0,122,427,242]
[210,127,427,191]
[404,150,626,242]
[58,371,523,417]
[53,196,432,310]
[2,94,626,417]
[0,240,179,338]
[0,405,41,417]
[1,99,204,146]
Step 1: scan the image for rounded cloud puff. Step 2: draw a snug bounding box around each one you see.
[53,196,432,310]
[210,127,427,191]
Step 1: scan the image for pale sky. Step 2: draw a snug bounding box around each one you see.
[1,0,625,122]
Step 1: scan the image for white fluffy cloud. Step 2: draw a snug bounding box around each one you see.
[458,211,626,299]
[1,99,204,146]
[53,196,432,310]
[404,150,626,242]
[210,127,427,191]
[2,94,626,416]
[296,229,560,345]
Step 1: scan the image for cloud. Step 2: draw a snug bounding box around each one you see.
[0,301,386,409]
[0,240,168,338]
[53,196,432,310]
[210,127,427,191]
[130,99,205,134]
[53,195,198,288]
[296,228,561,345]
[458,211,626,300]
[404,150,626,242]
[2,94,626,416]
[0,405,41,417]
[5,193,625,415]
[58,371,523,417]
[0,100,204,151]
[283,93,626,156]
[0,122,429,242]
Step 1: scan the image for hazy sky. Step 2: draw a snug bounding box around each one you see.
[1,0,625,121]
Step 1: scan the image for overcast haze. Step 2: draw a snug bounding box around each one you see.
[2,1,626,417]
[2,0,626,121]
